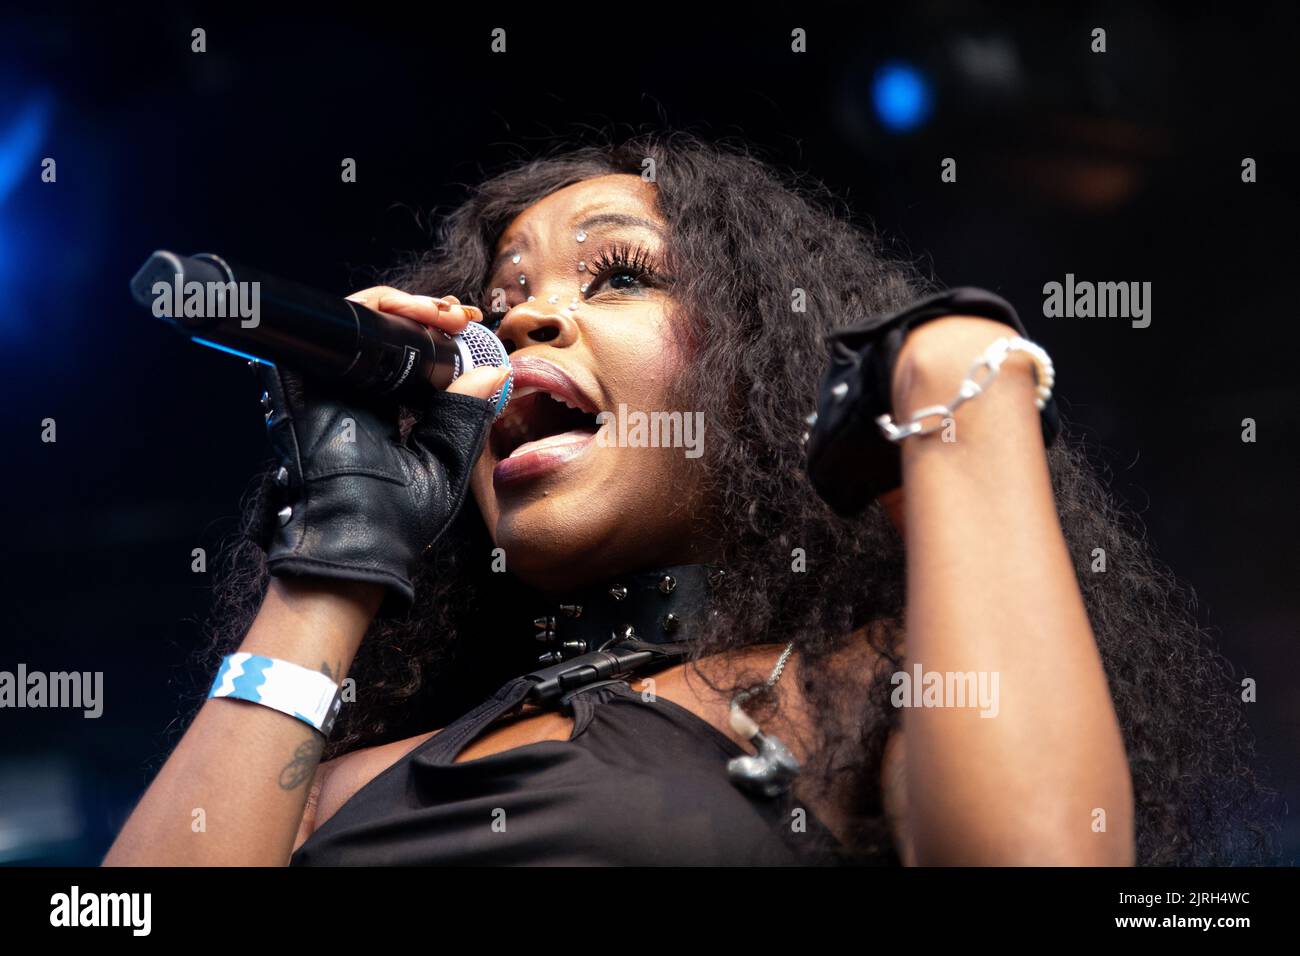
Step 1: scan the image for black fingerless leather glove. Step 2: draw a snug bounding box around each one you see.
[251,363,495,614]
[806,287,1062,516]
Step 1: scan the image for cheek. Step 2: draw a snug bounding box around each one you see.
[595,310,689,407]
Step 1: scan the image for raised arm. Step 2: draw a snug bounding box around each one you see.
[886,315,1134,865]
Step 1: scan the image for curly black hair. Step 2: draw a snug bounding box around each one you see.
[201,131,1278,865]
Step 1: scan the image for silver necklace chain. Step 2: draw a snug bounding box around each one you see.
[734,640,796,707]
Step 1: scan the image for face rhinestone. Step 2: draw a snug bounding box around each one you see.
[578,260,587,271]
[548,294,558,304]
[568,299,578,310]
[518,274,526,285]
[580,283,589,293]
[527,295,535,302]
[511,253,521,264]
[576,230,587,242]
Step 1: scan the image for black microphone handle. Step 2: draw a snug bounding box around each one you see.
[130,250,465,400]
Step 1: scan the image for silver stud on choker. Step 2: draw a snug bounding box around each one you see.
[528,568,717,666]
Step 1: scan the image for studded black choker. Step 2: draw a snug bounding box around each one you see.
[526,564,723,667]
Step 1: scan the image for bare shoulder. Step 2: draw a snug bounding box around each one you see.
[633,621,895,751]
[292,729,437,852]
[630,623,901,846]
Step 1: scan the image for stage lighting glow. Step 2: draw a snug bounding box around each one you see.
[191,337,276,366]
[0,93,53,205]
[0,218,12,293]
[872,62,932,132]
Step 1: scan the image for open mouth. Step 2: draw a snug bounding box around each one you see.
[490,388,602,461]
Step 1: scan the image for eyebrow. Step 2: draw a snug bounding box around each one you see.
[574,212,665,240]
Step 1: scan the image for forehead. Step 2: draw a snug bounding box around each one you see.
[495,174,661,250]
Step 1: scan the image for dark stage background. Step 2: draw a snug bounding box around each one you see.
[0,6,1295,864]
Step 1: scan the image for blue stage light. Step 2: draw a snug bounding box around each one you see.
[0,91,54,337]
[191,337,276,366]
[872,62,933,132]
[0,216,12,291]
[0,93,53,205]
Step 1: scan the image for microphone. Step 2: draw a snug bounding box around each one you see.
[129,250,512,413]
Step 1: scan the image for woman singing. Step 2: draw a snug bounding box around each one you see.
[104,133,1273,866]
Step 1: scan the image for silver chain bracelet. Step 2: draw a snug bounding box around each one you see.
[875,335,1055,443]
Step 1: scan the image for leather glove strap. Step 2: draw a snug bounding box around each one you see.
[806,287,1062,516]
[253,363,495,617]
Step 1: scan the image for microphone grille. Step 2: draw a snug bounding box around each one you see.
[455,320,512,416]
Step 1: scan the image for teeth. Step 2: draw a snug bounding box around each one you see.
[505,384,587,412]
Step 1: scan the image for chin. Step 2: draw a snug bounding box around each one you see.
[488,498,614,593]
[472,447,624,594]
[474,456,694,595]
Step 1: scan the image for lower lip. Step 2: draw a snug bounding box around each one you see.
[492,431,598,489]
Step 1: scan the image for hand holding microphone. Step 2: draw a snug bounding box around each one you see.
[340,284,509,405]
[250,285,508,615]
[128,251,513,614]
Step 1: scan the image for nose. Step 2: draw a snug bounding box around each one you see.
[495,297,578,354]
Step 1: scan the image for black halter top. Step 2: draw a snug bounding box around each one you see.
[290,566,857,866]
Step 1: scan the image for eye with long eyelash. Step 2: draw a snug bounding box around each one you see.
[584,241,661,295]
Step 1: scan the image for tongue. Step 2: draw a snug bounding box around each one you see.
[508,429,594,459]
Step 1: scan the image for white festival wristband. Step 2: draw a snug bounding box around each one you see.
[875,335,1055,443]
[207,653,343,736]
